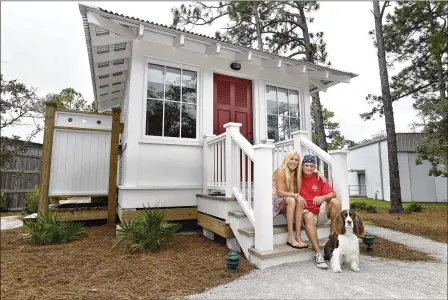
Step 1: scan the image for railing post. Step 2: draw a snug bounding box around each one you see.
[291,130,309,157]
[202,134,215,194]
[329,150,350,210]
[253,143,275,251]
[224,123,241,197]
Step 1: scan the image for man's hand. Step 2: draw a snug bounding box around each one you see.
[313,196,324,206]
[296,194,307,208]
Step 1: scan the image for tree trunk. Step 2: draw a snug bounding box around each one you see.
[373,1,404,213]
[253,5,263,52]
[298,3,328,151]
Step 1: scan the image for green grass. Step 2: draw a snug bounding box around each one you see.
[350,198,448,210]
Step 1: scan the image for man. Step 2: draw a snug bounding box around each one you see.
[296,155,342,269]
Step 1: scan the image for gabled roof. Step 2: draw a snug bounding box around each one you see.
[79,3,358,112]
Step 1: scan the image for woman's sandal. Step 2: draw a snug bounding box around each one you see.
[286,240,309,249]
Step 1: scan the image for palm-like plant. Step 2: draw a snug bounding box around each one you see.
[24,211,86,244]
[114,205,180,252]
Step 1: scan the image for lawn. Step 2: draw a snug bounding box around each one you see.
[1,225,253,300]
[351,198,448,243]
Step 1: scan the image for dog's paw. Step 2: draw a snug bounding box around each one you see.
[351,266,360,272]
[332,267,342,273]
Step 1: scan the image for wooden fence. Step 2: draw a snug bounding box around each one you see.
[0,142,43,210]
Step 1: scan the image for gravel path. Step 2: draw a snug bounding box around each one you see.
[365,225,447,263]
[187,226,447,300]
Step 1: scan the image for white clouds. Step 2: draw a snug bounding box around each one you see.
[0,1,419,144]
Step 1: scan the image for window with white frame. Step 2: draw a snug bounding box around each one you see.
[145,63,198,139]
[266,85,301,142]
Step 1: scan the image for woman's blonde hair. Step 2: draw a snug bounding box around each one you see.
[278,151,302,194]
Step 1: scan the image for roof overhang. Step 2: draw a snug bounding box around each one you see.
[79,4,358,112]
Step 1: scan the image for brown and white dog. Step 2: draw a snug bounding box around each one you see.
[324,209,365,273]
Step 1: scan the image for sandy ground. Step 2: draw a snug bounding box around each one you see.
[187,225,447,300]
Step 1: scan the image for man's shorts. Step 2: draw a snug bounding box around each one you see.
[304,201,329,226]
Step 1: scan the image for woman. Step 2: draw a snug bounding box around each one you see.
[272,151,325,249]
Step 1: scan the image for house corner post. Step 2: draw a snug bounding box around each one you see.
[38,102,57,217]
[224,123,241,197]
[253,143,274,251]
[108,107,121,225]
[329,150,350,210]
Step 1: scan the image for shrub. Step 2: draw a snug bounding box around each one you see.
[23,212,86,244]
[350,202,367,211]
[350,202,378,213]
[23,186,39,214]
[365,205,379,213]
[406,202,424,213]
[114,205,181,252]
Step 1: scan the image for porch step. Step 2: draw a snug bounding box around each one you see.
[249,238,327,259]
[248,238,328,269]
[238,224,330,237]
[196,194,236,201]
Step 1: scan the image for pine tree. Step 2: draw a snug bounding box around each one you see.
[371,1,404,213]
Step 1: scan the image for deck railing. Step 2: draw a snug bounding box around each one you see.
[203,125,349,252]
[203,123,274,251]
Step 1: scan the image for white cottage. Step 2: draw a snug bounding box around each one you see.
[78,4,358,268]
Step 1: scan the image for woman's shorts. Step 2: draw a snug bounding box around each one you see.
[272,196,285,218]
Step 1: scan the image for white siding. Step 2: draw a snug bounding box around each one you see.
[347,143,384,200]
[379,140,390,201]
[49,130,111,196]
[435,176,448,202]
[408,153,437,202]
[398,153,412,202]
[119,35,311,209]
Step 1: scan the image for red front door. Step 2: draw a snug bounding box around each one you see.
[213,74,253,143]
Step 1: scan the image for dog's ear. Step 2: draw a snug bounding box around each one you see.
[353,212,365,237]
[335,213,345,235]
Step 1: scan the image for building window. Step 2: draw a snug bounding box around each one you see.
[145,63,197,139]
[266,85,300,142]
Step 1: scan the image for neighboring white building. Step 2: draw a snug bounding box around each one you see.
[348,133,447,202]
[77,4,358,268]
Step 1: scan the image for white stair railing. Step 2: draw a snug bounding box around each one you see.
[203,123,274,251]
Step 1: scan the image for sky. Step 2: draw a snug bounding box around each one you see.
[1,1,420,144]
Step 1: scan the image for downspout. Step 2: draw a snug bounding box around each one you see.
[378,141,384,200]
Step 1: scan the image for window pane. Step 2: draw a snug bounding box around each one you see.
[278,116,289,141]
[146,99,163,136]
[278,88,288,117]
[165,67,181,102]
[267,115,278,141]
[182,70,197,104]
[266,85,277,115]
[289,90,300,118]
[291,117,300,132]
[147,64,164,99]
[164,101,180,137]
[181,103,196,138]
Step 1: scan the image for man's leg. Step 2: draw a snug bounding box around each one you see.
[284,197,298,245]
[325,198,342,235]
[303,211,321,252]
[294,201,307,247]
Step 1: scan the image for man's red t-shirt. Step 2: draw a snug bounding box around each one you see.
[300,173,335,215]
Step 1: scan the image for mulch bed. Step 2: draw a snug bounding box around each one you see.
[359,208,448,243]
[1,226,254,300]
[359,236,436,262]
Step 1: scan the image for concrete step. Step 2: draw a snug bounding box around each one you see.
[248,238,328,269]
[238,223,330,237]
